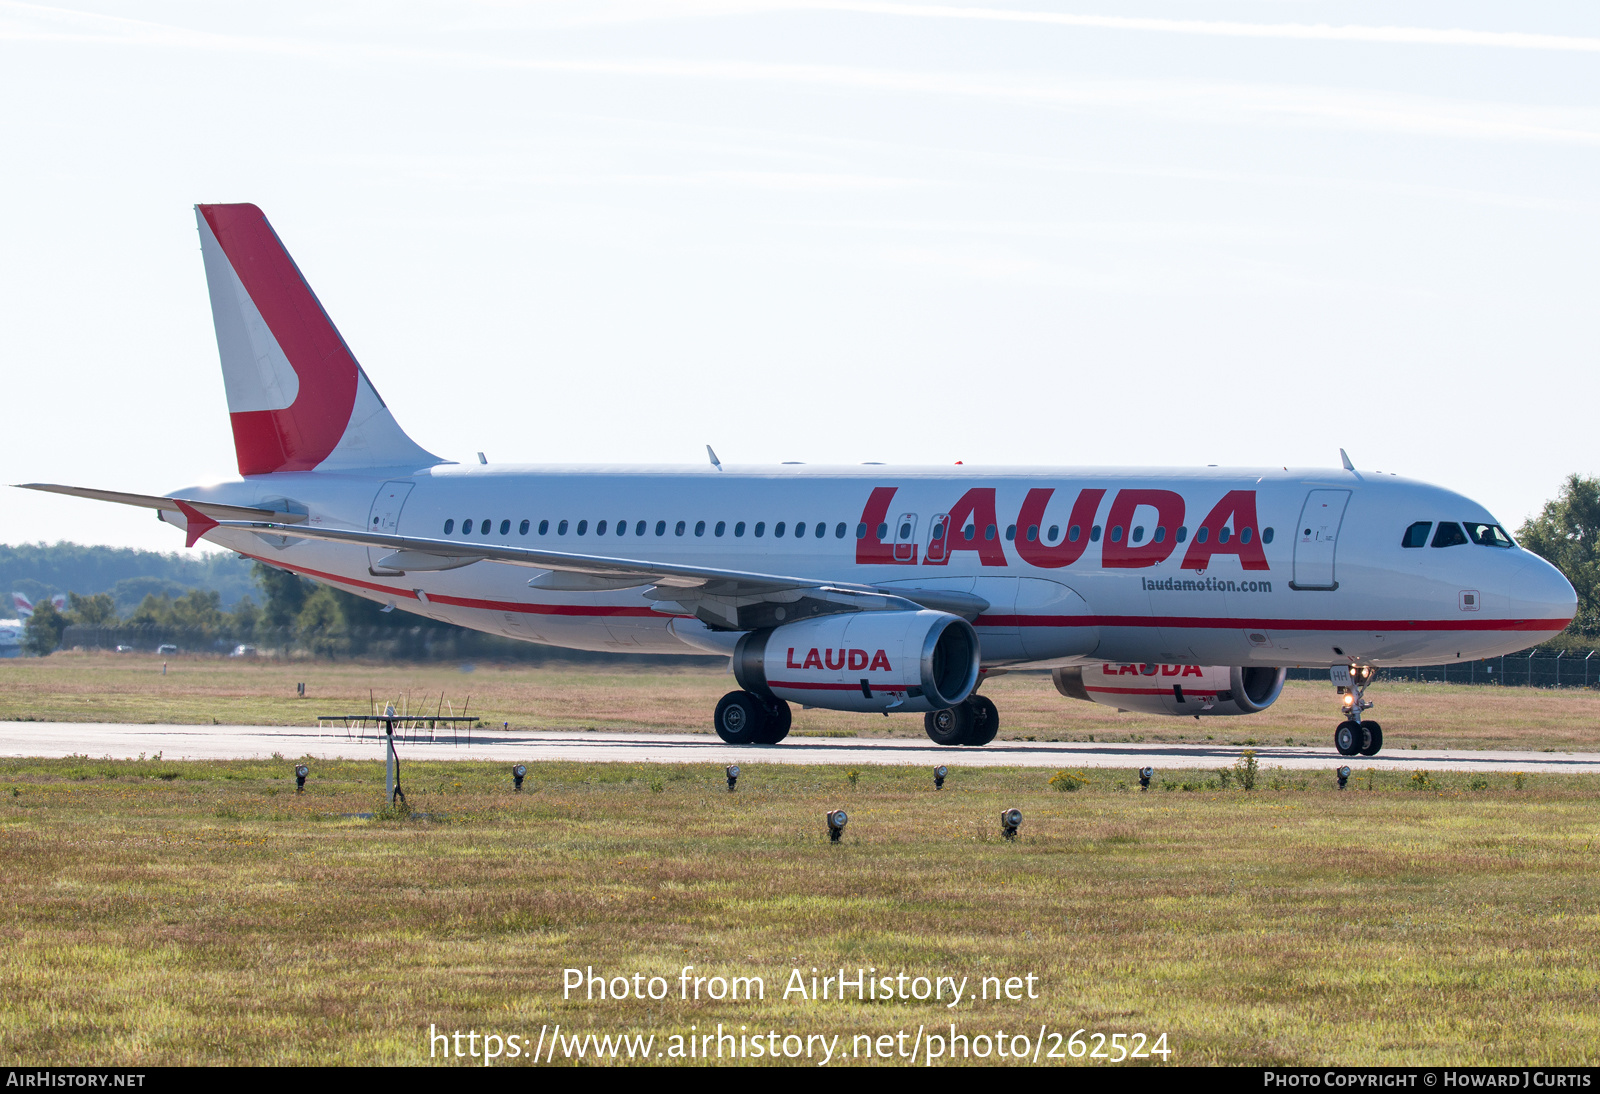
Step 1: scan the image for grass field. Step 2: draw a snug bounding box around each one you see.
[4,651,1600,755]
[2,754,1598,1065]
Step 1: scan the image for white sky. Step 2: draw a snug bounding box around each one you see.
[2,0,1597,552]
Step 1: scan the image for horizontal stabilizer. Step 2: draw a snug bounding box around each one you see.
[15,483,310,524]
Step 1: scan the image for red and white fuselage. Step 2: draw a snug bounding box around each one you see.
[173,461,1574,670]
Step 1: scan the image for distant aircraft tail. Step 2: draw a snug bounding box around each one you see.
[11,593,64,618]
[195,204,441,477]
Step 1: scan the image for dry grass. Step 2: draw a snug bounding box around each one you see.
[2,756,1599,1065]
[4,651,1600,754]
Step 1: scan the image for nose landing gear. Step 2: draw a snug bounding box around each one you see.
[1333,665,1383,757]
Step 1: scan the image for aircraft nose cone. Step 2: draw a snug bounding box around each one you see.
[1511,558,1577,628]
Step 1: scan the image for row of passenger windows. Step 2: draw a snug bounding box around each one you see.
[439,515,1275,547]
[1402,521,1514,549]
[443,517,852,540]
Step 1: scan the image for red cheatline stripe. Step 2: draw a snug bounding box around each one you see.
[974,613,1570,632]
[1085,686,1221,697]
[240,553,672,618]
[767,680,893,691]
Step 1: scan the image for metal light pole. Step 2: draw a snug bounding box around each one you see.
[386,724,398,802]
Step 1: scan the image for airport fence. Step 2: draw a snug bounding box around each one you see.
[45,627,1600,684]
[1285,649,1600,689]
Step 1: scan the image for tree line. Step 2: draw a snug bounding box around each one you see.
[1517,474,1600,644]
[0,542,255,615]
[22,563,570,661]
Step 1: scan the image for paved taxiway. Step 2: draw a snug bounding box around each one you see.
[1,721,1596,774]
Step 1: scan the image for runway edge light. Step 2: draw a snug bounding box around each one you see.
[1139,767,1153,792]
[512,764,526,792]
[726,765,740,792]
[826,809,848,842]
[1337,766,1351,790]
[933,765,947,790]
[294,764,308,793]
[1001,808,1022,840]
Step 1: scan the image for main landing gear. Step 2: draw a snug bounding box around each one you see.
[713,690,792,745]
[1333,665,1383,757]
[710,690,1003,748]
[923,695,999,747]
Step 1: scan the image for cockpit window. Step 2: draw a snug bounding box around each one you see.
[1431,522,1469,548]
[1402,521,1432,548]
[1464,522,1515,548]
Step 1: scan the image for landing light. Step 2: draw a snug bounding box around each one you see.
[294,764,309,793]
[1139,766,1153,792]
[1341,693,1356,709]
[1337,766,1351,790]
[726,765,740,792]
[1000,808,1022,840]
[933,765,948,790]
[512,764,527,792]
[826,809,848,842]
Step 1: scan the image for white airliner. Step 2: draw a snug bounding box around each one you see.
[20,205,1577,756]
[0,619,23,658]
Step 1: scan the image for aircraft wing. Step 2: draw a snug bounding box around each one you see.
[194,512,988,629]
[17,483,309,524]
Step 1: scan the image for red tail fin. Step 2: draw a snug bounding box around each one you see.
[195,204,439,476]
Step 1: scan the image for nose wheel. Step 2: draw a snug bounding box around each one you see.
[1335,720,1382,757]
[1332,664,1383,757]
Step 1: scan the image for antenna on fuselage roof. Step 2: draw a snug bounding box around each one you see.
[1340,448,1355,472]
[707,445,723,471]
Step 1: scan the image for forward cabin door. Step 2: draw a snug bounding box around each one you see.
[367,481,415,574]
[893,513,919,563]
[925,512,950,563]
[1291,489,1350,590]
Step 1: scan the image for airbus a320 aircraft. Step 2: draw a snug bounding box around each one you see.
[21,205,1577,757]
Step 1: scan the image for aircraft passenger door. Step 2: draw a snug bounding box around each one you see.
[893,513,919,563]
[925,513,950,563]
[366,481,414,573]
[1291,489,1350,590]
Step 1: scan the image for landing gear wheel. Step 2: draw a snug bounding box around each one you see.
[755,699,792,744]
[963,695,999,746]
[714,690,768,745]
[1334,720,1363,757]
[1358,721,1383,756]
[924,704,972,746]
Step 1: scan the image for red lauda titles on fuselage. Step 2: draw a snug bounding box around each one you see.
[855,486,1269,571]
[787,647,893,672]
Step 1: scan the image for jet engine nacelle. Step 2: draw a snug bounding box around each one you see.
[1052,662,1286,717]
[734,610,980,714]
